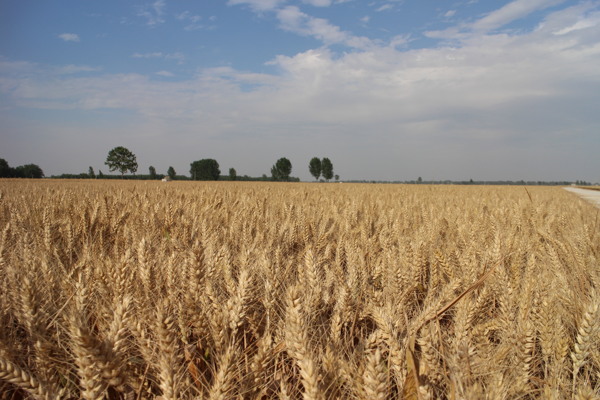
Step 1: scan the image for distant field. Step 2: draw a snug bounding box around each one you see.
[0,180,598,399]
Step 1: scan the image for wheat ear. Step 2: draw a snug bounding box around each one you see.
[363,347,388,400]
[0,355,57,400]
[284,285,323,400]
[571,293,599,392]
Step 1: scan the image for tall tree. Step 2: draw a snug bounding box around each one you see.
[309,157,322,181]
[88,166,95,179]
[229,168,237,181]
[190,159,220,180]
[105,146,138,177]
[149,166,157,180]
[0,158,11,177]
[321,158,333,181]
[167,166,176,180]
[271,157,292,181]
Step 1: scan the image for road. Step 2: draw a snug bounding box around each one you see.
[563,187,600,208]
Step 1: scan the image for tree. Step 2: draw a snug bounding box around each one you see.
[229,168,237,181]
[309,157,322,181]
[417,177,422,184]
[335,174,339,182]
[88,166,95,179]
[190,159,220,181]
[167,166,176,180]
[321,158,333,181]
[149,166,157,180]
[105,146,138,176]
[15,164,44,178]
[0,159,11,177]
[271,157,292,181]
[98,170,104,179]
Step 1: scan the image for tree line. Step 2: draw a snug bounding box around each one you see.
[0,158,44,178]
[100,146,336,182]
[2,147,339,182]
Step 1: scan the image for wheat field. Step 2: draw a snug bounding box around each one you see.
[0,180,598,399]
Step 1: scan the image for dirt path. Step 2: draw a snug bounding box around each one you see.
[563,187,600,208]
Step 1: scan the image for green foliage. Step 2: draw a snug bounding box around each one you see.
[190,159,220,181]
[89,166,95,179]
[167,166,176,180]
[0,159,44,178]
[309,157,321,181]
[149,166,157,180]
[229,168,237,181]
[271,157,292,181]
[0,159,11,178]
[53,173,90,179]
[14,164,45,178]
[335,174,339,182]
[105,146,138,176]
[321,158,333,181]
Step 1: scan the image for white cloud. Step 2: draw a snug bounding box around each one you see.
[427,0,569,40]
[177,11,201,23]
[444,10,456,18]
[131,52,185,64]
[277,6,372,48]
[303,0,332,7]
[132,52,163,58]
[177,11,208,31]
[471,0,565,32]
[227,0,286,12]
[553,11,600,35]
[375,4,393,12]
[389,34,410,48]
[56,65,101,74]
[137,0,166,26]
[156,70,174,77]
[58,33,80,42]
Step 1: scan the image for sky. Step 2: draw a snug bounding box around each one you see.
[1,0,599,182]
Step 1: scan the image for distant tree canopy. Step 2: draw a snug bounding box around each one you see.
[88,166,95,179]
[149,166,157,180]
[105,146,138,176]
[309,157,321,181]
[271,157,292,181]
[229,168,237,181]
[0,158,44,178]
[190,159,220,180]
[321,158,333,181]
[167,166,176,180]
[0,159,11,178]
[16,164,45,179]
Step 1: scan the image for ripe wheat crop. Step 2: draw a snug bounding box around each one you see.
[0,180,598,399]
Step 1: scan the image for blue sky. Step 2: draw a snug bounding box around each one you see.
[1,0,599,181]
